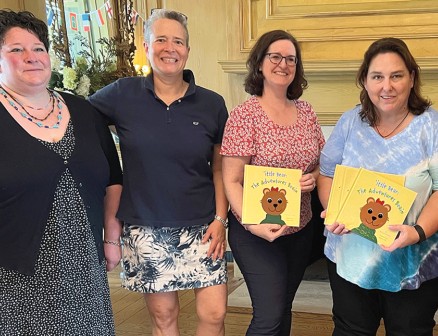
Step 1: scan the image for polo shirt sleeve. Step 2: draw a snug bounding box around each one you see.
[88,80,120,125]
[215,96,229,144]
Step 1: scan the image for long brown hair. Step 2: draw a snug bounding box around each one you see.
[357,37,431,126]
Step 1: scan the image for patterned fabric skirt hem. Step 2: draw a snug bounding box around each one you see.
[122,277,228,294]
[121,223,228,293]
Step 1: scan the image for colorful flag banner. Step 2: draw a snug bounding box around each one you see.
[46,1,148,32]
[82,13,90,32]
[95,9,105,27]
[105,0,113,19]
[131,9,139,25]
[46,6,54,26]
[69,12,78,31]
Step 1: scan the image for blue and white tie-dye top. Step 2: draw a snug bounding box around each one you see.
[320,105,438,292]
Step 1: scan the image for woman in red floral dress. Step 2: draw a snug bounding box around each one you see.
[221,30,325,336]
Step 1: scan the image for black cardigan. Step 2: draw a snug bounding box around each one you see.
[0,92,122,275]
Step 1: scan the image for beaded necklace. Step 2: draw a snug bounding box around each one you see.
[8,88,53,110]
[2,85,55,121]
[0,84,63,129]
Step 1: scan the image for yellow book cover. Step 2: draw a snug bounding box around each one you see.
[325,165,405,225]
[324,165,360,225]
[335,168,417,245]
[242,165,302,226]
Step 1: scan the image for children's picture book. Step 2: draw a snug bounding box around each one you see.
[325,165,405,224]
[242,165,302,227]
[325,165,417,246]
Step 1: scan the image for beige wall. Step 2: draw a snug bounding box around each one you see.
[135,0,438,125]
[8,0,438,125]
[0,0,46,20]
[129,0,240,111]
[0,0,24,11]
[161,0,244,112]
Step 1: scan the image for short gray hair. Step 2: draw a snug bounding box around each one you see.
[144,9,189,47]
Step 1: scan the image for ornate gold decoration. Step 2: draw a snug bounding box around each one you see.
[50,0,72,67]
[110,0,137,77]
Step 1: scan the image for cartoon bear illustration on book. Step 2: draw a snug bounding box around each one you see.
[351,197,391,243]
[260,187,288,225]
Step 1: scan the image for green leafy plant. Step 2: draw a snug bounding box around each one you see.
[49,36,119,97]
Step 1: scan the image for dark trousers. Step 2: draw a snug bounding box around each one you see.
[327,260,438,336]
[228,211,313,336]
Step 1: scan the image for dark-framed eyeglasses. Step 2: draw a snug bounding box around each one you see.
[150,8,188,21]
[265,53,298,66]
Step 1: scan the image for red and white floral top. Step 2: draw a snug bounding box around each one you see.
[221,95,325,234]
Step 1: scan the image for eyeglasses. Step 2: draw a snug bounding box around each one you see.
[150,8,188,21]
[265,53,298,66]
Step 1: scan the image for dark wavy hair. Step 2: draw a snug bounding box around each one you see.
[0,9,49,51]
[357,37,431,126]
[244,30,307,100]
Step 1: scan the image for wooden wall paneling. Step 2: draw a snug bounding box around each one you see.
[301,73,360,125]
[22,0,45,21]
[244,1,438,47]
[25,0,438,122]
[0,0,25,11]
[152,0,244,111]
[220,0,438,124]
[1,0,12,9]
[0,0,53,26]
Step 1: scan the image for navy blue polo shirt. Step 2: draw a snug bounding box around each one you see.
[89,70,228,228]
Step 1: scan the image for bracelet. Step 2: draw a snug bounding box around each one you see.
[104,239,122,247]
[214,214,229,229]
[413,224,426,244]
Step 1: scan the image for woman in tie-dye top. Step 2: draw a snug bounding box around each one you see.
[318,37,438,336]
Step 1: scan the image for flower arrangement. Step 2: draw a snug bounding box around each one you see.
[49,36,119,97]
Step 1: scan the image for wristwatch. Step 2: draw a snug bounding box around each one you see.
[413,224,426,244]
[214,214,229,229]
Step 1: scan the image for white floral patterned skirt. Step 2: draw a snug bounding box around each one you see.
[121,224,228,293]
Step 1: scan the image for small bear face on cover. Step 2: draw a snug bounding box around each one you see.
[261,187,288,216]
[360,197,391,230]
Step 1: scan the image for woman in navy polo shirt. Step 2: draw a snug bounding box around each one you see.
[89,8,229,336]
